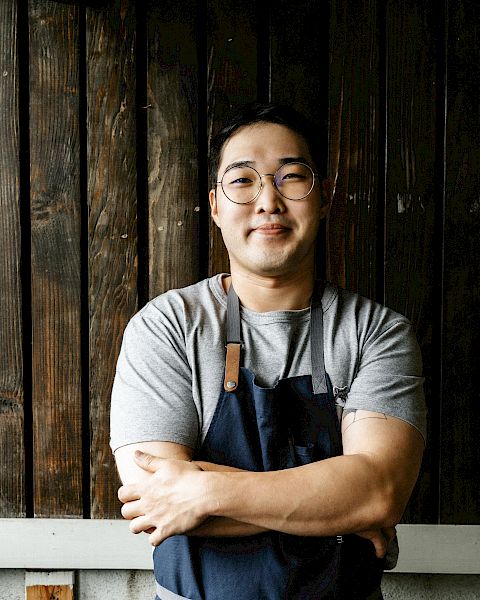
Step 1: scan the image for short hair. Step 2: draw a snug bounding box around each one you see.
[209,103,325,189]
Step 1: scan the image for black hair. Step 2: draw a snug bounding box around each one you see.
[208,103,325,189]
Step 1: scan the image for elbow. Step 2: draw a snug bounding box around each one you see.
[376,489,403,528]
[372,479,409,528]
[376,468,421,528]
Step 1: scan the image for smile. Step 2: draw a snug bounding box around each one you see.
[251,224,290,235]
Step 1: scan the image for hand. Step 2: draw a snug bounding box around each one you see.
[118,451,209,546]
[355,526,397,558]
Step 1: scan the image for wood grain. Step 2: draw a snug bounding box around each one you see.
[384,0,438,523]
[0,0,24,517]
[29,0,83,517]
[26,586,73,600]
[0,0,474,529]
[270,0,328,127]
[270,0,329,276]
[147,0,200,298]
[87,0,138,518]
[327,0,380,298]
[207,0,258,276]
[440,0,480,523]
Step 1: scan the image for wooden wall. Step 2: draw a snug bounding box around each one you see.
[0,0,478,525]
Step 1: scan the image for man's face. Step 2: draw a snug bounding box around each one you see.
[209,122,330,279]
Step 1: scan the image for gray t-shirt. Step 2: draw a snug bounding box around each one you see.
[110,275,426,452]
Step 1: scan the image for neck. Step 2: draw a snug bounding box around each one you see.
[225,267,316,312]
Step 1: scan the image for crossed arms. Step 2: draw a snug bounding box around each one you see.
[115,409,424,554]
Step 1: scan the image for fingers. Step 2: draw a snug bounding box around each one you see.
[120,499,142,520]
[129,516,170,545]
[370,527,397,559]
[369,532,388,559]
[134,450,163,472]
[383,526,397,544]
[117,485,140,504]
[120,498,155,535]
[355,528,396,559]
[148,526,171,547]
[128,515,156,535]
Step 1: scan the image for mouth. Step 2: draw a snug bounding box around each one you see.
[251,223,290,235]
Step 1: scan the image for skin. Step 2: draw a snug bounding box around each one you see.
[209,122,331,312]
[115,122,424,557]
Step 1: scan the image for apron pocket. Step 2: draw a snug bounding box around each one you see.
[293,443,316,465]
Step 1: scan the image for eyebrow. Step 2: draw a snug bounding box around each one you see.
[223,156,311,172]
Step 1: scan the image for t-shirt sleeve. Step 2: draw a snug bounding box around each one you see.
[344,318,427,442]
[109,301,199,452]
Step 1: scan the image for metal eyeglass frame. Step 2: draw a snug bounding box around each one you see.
[216,161,318,205]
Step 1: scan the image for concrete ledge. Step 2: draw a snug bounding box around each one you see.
[0,519,152,570]
[0,519,479,573]
[394,524,480,574]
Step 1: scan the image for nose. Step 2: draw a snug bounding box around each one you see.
[254,175,286,214]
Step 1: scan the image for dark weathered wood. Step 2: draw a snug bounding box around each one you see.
[147,0,200,298]
[440,0,480,523]
[0,0,24,518]
[270,0,328,127]
[207,0,258,276]
[327,0,380,298]
[0,0,473,529]
[384,0,438,523]
[87,0,138,518]
[29,0,83,517]
[270,0,329,277]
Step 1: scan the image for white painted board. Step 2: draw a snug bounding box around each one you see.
[0,519,479,573]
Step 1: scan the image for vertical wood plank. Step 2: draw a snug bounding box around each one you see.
[441,0,480,523]
[29,0,83,517]
[0,0,24,517]
[384,0,438,523]
[25,571,74,600]
[26,588,73,600]
[327,0,380,298]
[87,1,138,518]
[147,0,200,298]
[207,0,258,276]
[270,0,328,126]
[269,0,329,277]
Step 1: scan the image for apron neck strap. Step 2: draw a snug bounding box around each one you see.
[224,281,327,395]
[310,284,327,394]
[224,283,242,392]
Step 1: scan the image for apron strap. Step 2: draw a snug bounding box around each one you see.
[224,282,241,392]
[310,283,328,395]
[225,280,327,395]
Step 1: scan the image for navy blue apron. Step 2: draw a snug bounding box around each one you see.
[153,283,384,599]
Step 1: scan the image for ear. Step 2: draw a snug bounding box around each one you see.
[209,189,221,228]
[319,178,333,218]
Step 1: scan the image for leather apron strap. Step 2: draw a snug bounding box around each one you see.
[223,281,242,392]
[224,281,327,394]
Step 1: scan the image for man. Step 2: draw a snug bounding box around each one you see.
[111,103,426,599]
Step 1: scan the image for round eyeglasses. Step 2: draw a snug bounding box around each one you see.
[216,162,317,205]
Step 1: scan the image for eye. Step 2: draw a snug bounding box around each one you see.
[224,166,258,186]
[230,177,254,185]
[277,163,312,182]
[281,172,306,180]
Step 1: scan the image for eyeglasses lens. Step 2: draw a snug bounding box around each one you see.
[221,163,314,204]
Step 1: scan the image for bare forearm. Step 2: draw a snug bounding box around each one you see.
[196,414,423,537]
[189,517,267,537]
[189,460,268,537]
[203,454,398,537]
